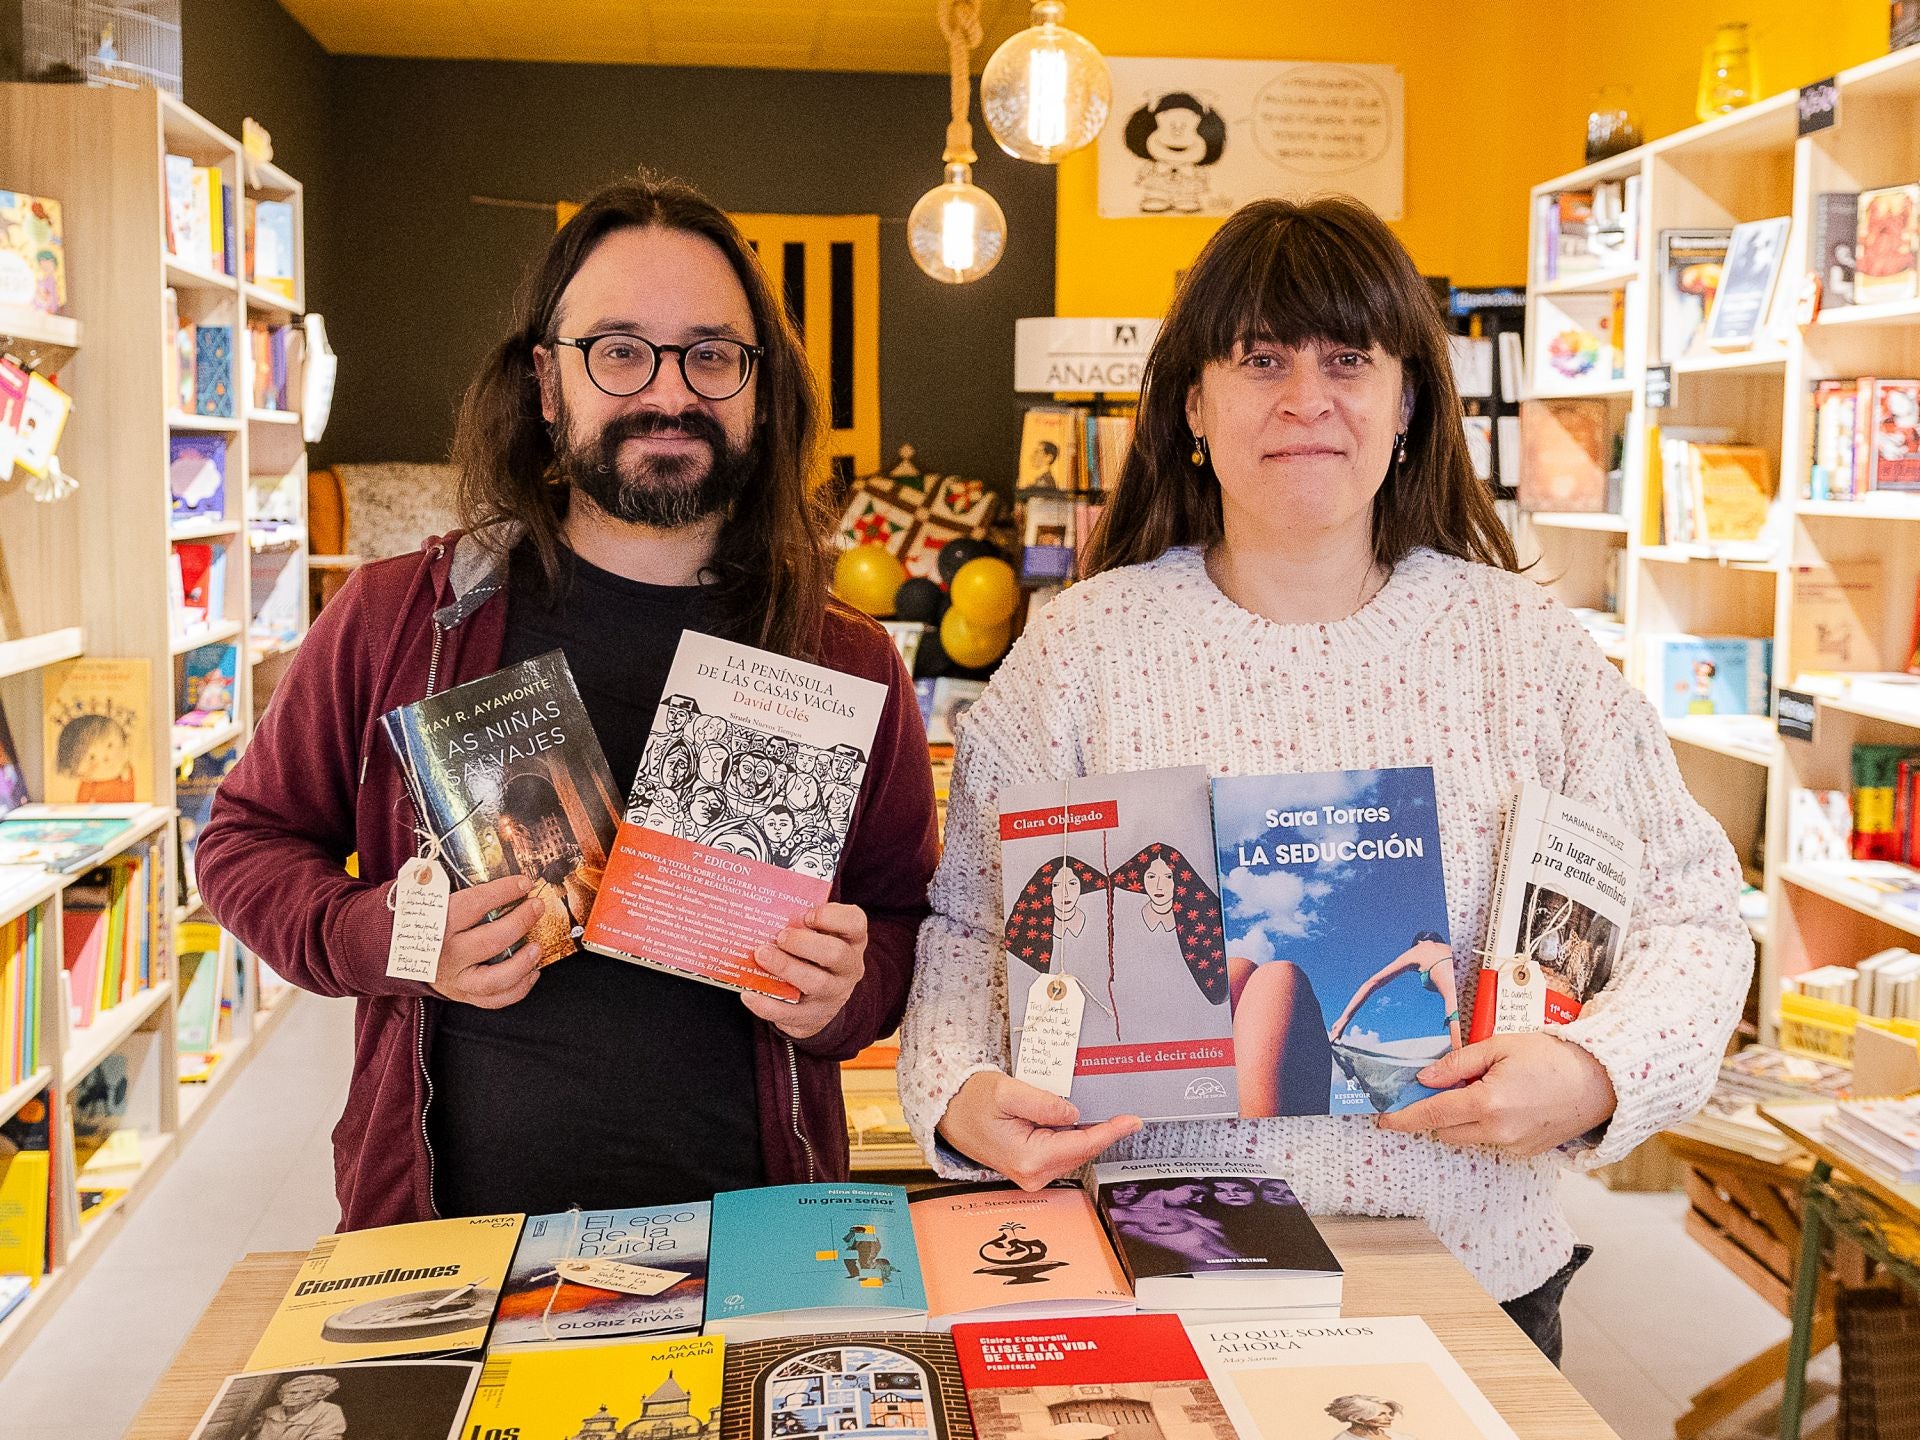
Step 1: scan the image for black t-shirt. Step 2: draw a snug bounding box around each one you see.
[427,544,766,1217]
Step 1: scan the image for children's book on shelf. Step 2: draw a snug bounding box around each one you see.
[1532,291,1623,390]
[705,1183,928,1339]
[1814,191,1859,309]
[178,641,238,730]
[493,1201,711,1346]
[1855,184,1919,307]
[62,845,160,1026]
[0,805,149,874]
[1703,216,1791,349]
[173,542,229,633]
[721,1330,974,1440]
[1517,398,1608,512]
[176,742,239,900]
[0,702,27,817]
[1642,635,1772,718]
[584,632,889,1001]
[185,1360,480,1440]
[193,324,234,418]
[1873,379,1920,492]
[1790,562,1884,675]
[907,1183,1132,1330]
[952,1314,1239,1440]
[466,1334,723,1438]
[13,372,71,480]
[1,906,45,1087]
[175,923,222,1063]
[0,190,64,315]
[1788,788,1853,865]
[249,199,296,299]
[0,357,28,478]
[1090,1160,1341,1316]
[0,1094,50,1277]
[1469,782,1642,1042]
[1189,1314,1521,1440]
[1213,767,1455,1118]
[998,766,1234,1125]
[168,431,228,522]
[1689,444,1775,544]
[381,651,621,969]
[42,658,153,804]
[1657,228,1730,363]
[245,1213,524,1371]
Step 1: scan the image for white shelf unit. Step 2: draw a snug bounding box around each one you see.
[0,83,308,1379]
[1520,44,1920,1046]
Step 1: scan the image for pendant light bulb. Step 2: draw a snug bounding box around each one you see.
[908,162,1007,285]
[980,1,1111,164]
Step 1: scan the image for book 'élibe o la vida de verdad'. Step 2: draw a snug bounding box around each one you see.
[1468,780,1643,1043]
[380,651,622,968]
[583,631,890,1001]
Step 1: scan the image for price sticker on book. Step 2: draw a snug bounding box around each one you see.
[553,1258,688,1296]
[1490,957,1548,1033]
[1014,973,1087,1097]
[386,857,451,983]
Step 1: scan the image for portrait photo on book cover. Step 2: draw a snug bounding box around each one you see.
[627,693,870,879]
[1097,1175,1303,1277]
[189,1362,476,1440]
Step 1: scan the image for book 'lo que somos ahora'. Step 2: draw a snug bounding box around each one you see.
[584,631,889,1002]
[380,651,622,968]
[493,1201,710,1346]
[907,1182,1133,1331]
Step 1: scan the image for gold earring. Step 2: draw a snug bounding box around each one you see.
[1191,434,1207,467]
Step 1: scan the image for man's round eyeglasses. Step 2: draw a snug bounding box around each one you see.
[552,333,763,401]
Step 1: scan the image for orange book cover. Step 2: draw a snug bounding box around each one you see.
[1691,443,1774,543]
[908,1183,1132,1330]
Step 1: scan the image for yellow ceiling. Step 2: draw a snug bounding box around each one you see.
[277,0,1036,71]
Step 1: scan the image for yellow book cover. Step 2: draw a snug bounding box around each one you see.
[0,1150,48,1276]
[245,1213,523,1372]
[1015,408,1077,492]
[42,658,154,805]
[464,1333,725,1437]
[1690,443,1774,544]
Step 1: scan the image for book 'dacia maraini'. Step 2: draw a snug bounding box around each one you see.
[584,631,889,1000]
[380,651,621,967]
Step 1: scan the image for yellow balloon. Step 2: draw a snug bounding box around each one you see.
[834,544,907,617]
[949,556,1019,628]
[940,607,1011,669]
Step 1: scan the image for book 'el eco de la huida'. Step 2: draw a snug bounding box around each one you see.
[585,631,889,1001]
[493,1201,711,1346]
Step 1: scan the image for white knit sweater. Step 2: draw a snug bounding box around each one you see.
[899,545,1753,1302]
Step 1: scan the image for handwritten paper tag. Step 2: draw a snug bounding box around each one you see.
[386,858,451,983]
[553,1258,687,1296]
[1490,957,1548,1033]
[1015,973,1087,1097]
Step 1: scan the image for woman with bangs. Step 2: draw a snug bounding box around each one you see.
[899,196,1751,1362]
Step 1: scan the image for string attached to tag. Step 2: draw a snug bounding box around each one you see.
[386,828,453,983]
[1014,972,1087,1097]
[1473,941,1547,1033]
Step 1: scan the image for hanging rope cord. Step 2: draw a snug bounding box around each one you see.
[938,0,983,164]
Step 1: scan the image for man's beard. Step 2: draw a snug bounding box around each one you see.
[554,399,758,530]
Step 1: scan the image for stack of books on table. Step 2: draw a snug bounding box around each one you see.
[1670,1044,1851,1162]
[1821,1097,1920,1183]
[177,1170,1520,1440]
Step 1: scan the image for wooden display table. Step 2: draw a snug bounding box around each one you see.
[124,1217,1619,1440]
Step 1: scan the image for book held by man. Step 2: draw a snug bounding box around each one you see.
[907,1182,1133,1330]
[585,631,889,1000]
[1090,1160,1341,1317]
[493,1202,710,1346]
[381,651,621,967]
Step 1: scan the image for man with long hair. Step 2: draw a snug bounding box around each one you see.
[196,174,937,1225]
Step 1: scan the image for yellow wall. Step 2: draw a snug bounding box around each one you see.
[1055,0,1896,317]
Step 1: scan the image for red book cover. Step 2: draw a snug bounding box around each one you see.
[583,632,889,1000]
[952,1315,1239,1440]
[1871,379,1920,493]
[61,906,106,1029]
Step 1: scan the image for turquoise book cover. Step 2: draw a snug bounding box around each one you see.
[707,1184,927,1336]
[1212,767,1456,1118]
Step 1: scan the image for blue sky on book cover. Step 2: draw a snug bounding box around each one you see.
[1212,767,1453,1116]
[708,1185,925,1321]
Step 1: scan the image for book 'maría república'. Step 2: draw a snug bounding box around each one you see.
[380,651,621,968]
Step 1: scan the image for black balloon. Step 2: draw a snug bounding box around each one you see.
[895,576,948,623]
[936,537,997,583]
[913,627,950,679]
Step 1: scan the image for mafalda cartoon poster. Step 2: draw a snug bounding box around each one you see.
[1212,767,1456,1118]
[997,765,1235,1125]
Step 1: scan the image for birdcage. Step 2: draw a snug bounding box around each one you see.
[14,0,181,96]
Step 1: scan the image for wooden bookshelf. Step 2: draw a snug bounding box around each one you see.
[0,84,308,1379]
[1520,41,1920,1047]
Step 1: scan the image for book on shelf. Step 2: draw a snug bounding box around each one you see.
[175,923,222,1064]
[1641,635,1772,719]
[1822,1097,1920,1182]
[13,371,71,481]
[907,1182,1133,1330]
[1853,947,1920,1020]
[249,199,296,299]
[0,1093,50,1278]
[492,1201,711,1346]
[178,641,238,730]
[1873,379,1920,493]
[1811,378,1920,500]
[0,804,150,874]
[1790,562,1884,675]
[248,320,300,412]
[1852,743,1920,862]
[1855,184,1919,308]
[0,1275,28,1326]
[1536,187,1638,282]
[172,541,228,633]
[705,1183,928,1339]
[952,1314,1239,1440]
[1656,228,1730,364]
[1517,398,1608,512]
[380,651,622,969]
[42,659,153,805]
[1090,1160,1341,1317]
[1214,767,1455,1118]
[245,1212,524,1370]
[0,189,64,315]
[176,742,239,901]
[1814,192,1859,310]
[168,431,228,522]
[1,907,45,1087]
[1703,216,1791,349]
[998,766,1235,1125]
[465,1335,724,1438]
[0,701,27,817]
[1789,787,1854,865]
[0,357,28,479]
[62,843,160,1026]
[1532,290,1624,390]
[194,324,234,418]
[1019,486,1076,583]
[184,1360,480,1440]
[1016,408,1078,492]
[1469,782,1643,1043]
[720,1331,975,1440]
[1189,1313,1521,1440]
[583,632,889,1001]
